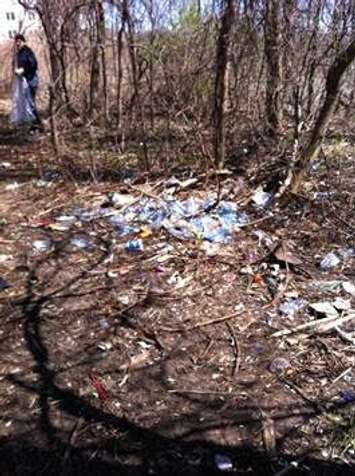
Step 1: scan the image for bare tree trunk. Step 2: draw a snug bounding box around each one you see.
[96,0,109,123]
[264,0,282,136]
[89,0,102,118]
[49,84,59,156]
[116,18,125,133]
[122,0,149,169]
[291,38,355,192]
[213,0,235,169]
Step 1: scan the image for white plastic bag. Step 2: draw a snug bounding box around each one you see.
[10,76,36,125]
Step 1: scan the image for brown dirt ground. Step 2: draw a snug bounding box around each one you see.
[0,101,354,475]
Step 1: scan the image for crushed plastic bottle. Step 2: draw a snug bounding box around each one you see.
[70,236,94,250]
[279,298,306,319]
[252,189,273,208]
[216,201,249,229]
[319,252,341,270]
[99,319,109,329]
[338,247,355,259]
[126,239,144,252]
[33,238,52,252]
[169,197,202,217]
[269,357,291,375]
[214,454,233,472]
[55,214,77,223]
[111,218,139,237]
[191,216,231,243]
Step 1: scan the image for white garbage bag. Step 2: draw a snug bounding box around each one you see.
[10,76,36,125]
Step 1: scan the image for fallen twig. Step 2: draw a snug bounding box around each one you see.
[272,312,355,338]
[226,322,241,376]
[168,388,245,396]
[160,309,244,333]
[330,366,353,386]
[335,326,355,345]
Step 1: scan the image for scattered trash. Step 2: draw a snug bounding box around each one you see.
[99,319,109,329]
[269,264,280,276]
[269,357,291,374]
[252,273,264,285]
[309,301,338,318]
[279,298,306,319]
[309,301,339,316]
[97,341,113,352]
[338,247,355,259]
[5,182,20,191]
[70,236,94,250]
[333,298,351,311]
[34,179,53,188]
[117,295,130,305]
[42,170,61,182]
[48,223,71,232]
[240,265,253,275]
[0,254,13,264]
[339,391,355,403]
[214,453,233,472]
[89,372,107,402]
[139,226,153,239]
[32,238,52,252]
[0,277,10,290]
[319,252,340,270]
[314,191,332,200]
[138,340,153,350]
[252,188,273,208]
[165,176,198,191]
[253,229,274,248]
[103,192,136,207]
[55,214,77,223]
[126,239,144,252]
[343,281,355,298]
[52,195,250,247]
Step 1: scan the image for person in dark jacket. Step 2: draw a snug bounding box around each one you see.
[14,33,43,131]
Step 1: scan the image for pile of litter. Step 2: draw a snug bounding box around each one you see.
[32,193,252,253]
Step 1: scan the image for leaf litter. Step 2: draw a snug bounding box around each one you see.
[0,144,355,474]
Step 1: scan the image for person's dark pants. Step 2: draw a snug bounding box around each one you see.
[29,85,42,129]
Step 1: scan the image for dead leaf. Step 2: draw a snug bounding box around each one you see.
[274,244,302,266]
[262,417,276,456]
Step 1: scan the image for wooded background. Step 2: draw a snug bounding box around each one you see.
[5,0,355,189]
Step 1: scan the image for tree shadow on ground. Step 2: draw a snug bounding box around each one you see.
[0,240,354,476]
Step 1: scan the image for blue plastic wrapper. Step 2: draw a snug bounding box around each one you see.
[340,391,355,403]
[320,252,340,270]
[279,298,306,318]
[65,195,249,245]
[126,239,144,252]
